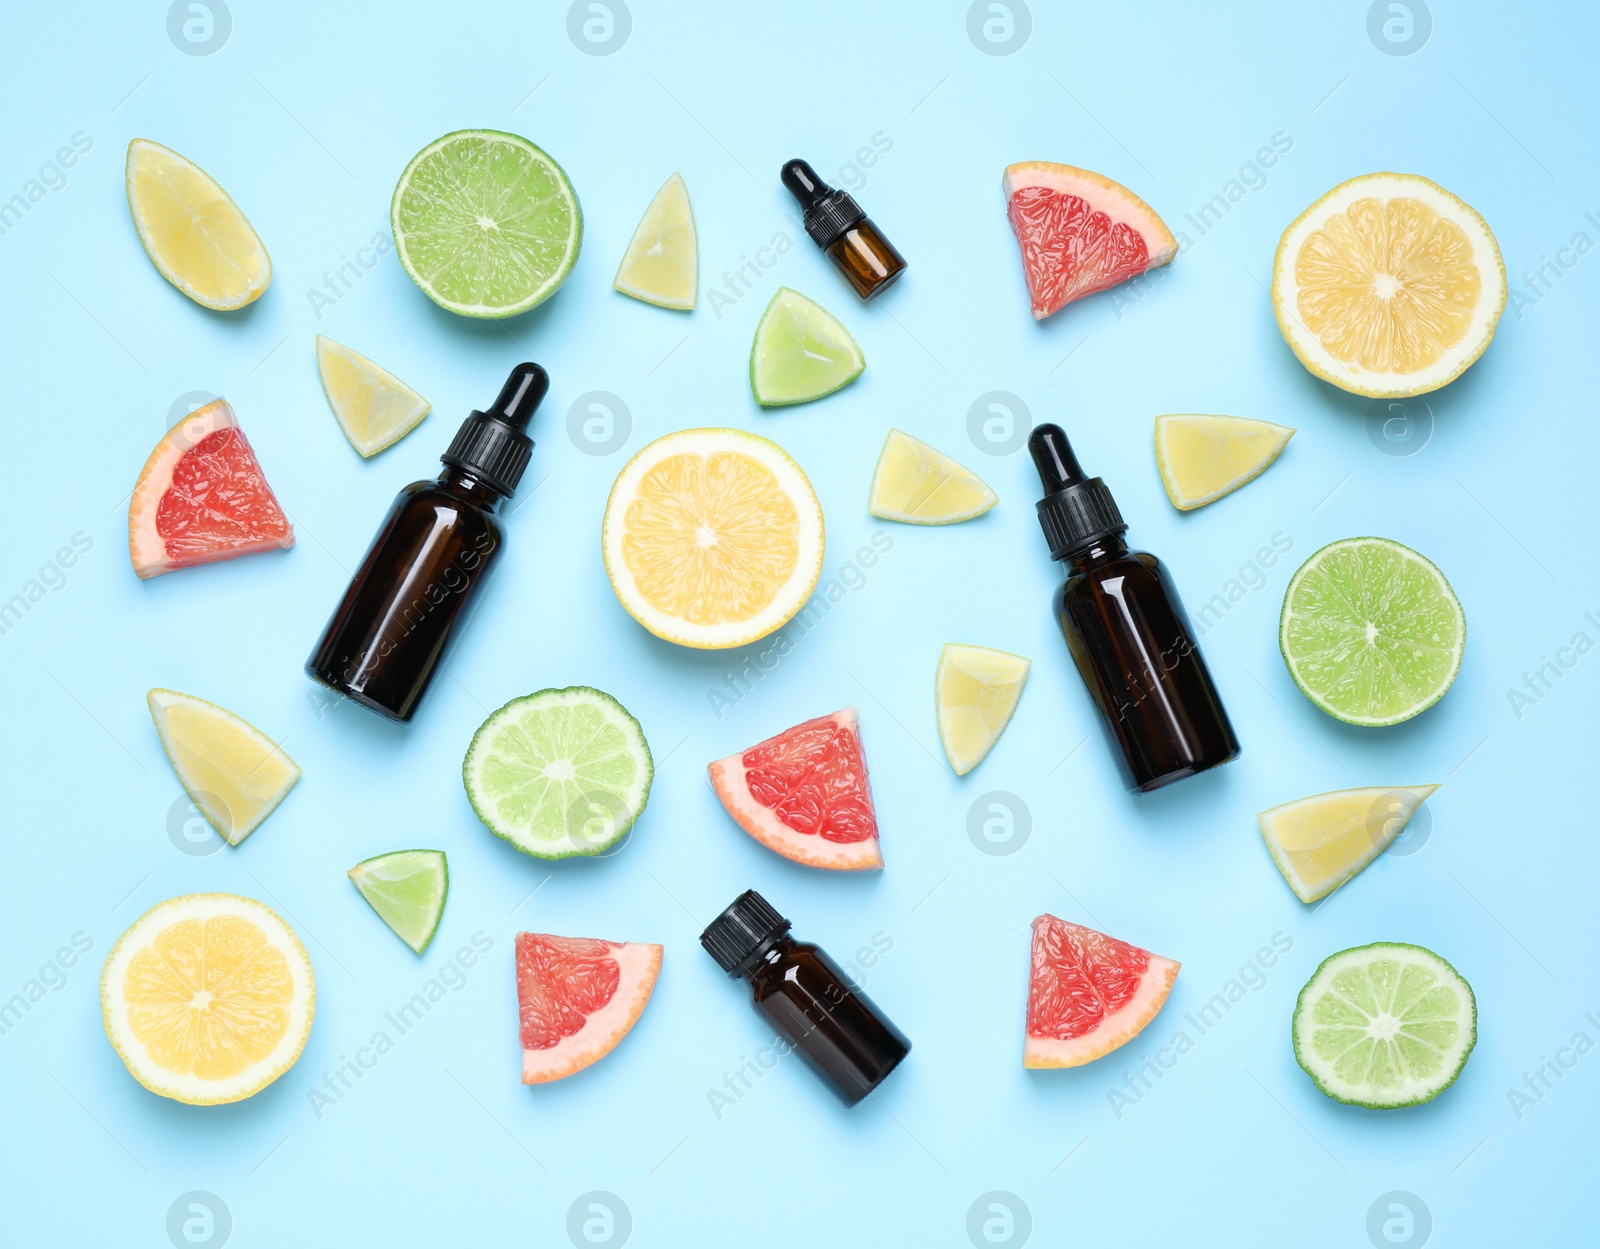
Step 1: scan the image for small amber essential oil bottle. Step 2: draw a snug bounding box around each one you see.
[701,890,910,1105]
[781,158,906,299]
[305,363,549,723]
[1028,423,1241,792]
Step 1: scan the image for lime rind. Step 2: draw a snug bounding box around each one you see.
[463,687,653,859]
[1279,537,1465,727]
[348,849,449,954]
[749,287,864,406]
[390,129,582,319]
[1292,942,1476,1109]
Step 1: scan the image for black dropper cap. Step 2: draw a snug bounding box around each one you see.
[1028,424,1127,560]
[700,889,791,977]
[440,363,548,498]
[781,159,866,249]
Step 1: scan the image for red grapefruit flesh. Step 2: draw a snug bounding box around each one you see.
[1023,914,1179,1068]
[1003,161,1178,321]
[707,707,882,871]
[516,932,662,1084]
[129,399,294,579]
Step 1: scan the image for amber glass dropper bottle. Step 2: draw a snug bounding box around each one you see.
[305,363,548,723]
[1029,423,1240,791]
[781,158,907,299]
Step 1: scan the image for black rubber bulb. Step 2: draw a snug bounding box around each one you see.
[781,159,832,210]
[486,362,549,431]
[1028,423,1087,493]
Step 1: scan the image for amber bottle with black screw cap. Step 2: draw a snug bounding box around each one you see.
[305,363,548,723]
[781,159,906,299]
[701,889,910,1106]
[1029,423,1240,792]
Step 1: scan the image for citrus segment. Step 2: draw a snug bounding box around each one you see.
[1154,414,1294,510]
[1272,173,1505,396]
[315,335,431,457]
[1003,161,1177,320]
[708,707,882,871]
[101,893,314,1104]
[936,644,1030,775]
[125,139,271,310]
[348,849,449,953]
[1260,785,1438,903]
[868,429,998,524]
[1024,915,1179,1068]
[147,689,300,846]
[613,172,697,309]
[602,428,825,649]
[749,287,864,406]
[516,932,661,1083]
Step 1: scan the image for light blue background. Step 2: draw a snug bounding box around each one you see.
[1,1,1595,1245]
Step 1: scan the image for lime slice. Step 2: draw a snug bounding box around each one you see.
[869,429,997,524]
[348,850,448,953]
[1280,537,1465,726]
[750,287,864,406]
[463,687,653,859]
[936,644,1030,775]
[126,138,271,310]
[1260,785,1437,902]
[613,172,696,310]
[1154,414,1294,510]
[390,130,582,318]
[316,335,431,457]
[147,689,300,845]
[1293,942,1476,1108]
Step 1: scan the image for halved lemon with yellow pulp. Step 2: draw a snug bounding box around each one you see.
[602,428,824,649]
[1272,173,1505,397]
[101,893,314,1104]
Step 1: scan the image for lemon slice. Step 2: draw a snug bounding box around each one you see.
[148,689,300,846]
[1154,414,1294,511]
[102,893,314,1104]
[315,335,432,457]
[601,428,825,649]
[1272,173,1505,397]
[613,172,697,310]
[936,643,1031,775]
[1260,785,1438,902]
[125,139,271,310]
[869,429,998,524]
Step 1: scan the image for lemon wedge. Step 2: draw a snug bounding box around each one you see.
[147,689,300,845]
[613,172,697,310]
[125,138,271,310]
[1272,173,1505,397]
[101,893,314,1104]
[1259,785,1438,902]
[315,335,431,457]
[601,428,825,649]
[869,429,998,524]
[936,644,1031,775]
[1154,414,1294,510]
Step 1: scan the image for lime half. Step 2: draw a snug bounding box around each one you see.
[390,130,582,318]
[749,287,864,406]
[1293,942,1476,1108]
[463,687,652,859]
[348,850,449,954]
[1279,537,1464,726]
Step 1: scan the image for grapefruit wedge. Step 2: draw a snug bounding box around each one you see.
[517,933,661,1084]
[708,707,882,871]
[1023,914,1179,1068]
[1003,161,1177,320]
[130,400,293,578]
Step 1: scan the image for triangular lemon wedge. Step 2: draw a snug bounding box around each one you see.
[613,172,697,310]
[1259,784,1437,903]
[316,335,431,457]
[936,644,1030,775]
[1154,414,1294,510]
[869,429,998,524]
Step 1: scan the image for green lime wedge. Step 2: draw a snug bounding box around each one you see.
[390,129,582,318]
[1279,537,1465,726]
[749,287,864,406]
[1293,942,1475,1109]
[348,849,448,954]
[463,687,652,859]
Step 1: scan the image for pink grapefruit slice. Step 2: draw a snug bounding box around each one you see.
[708,707,882,871]
[129,399,293,579]
[1023,914,1179,1068]
[1003,161,1178,321]
[516,932,661,1084]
